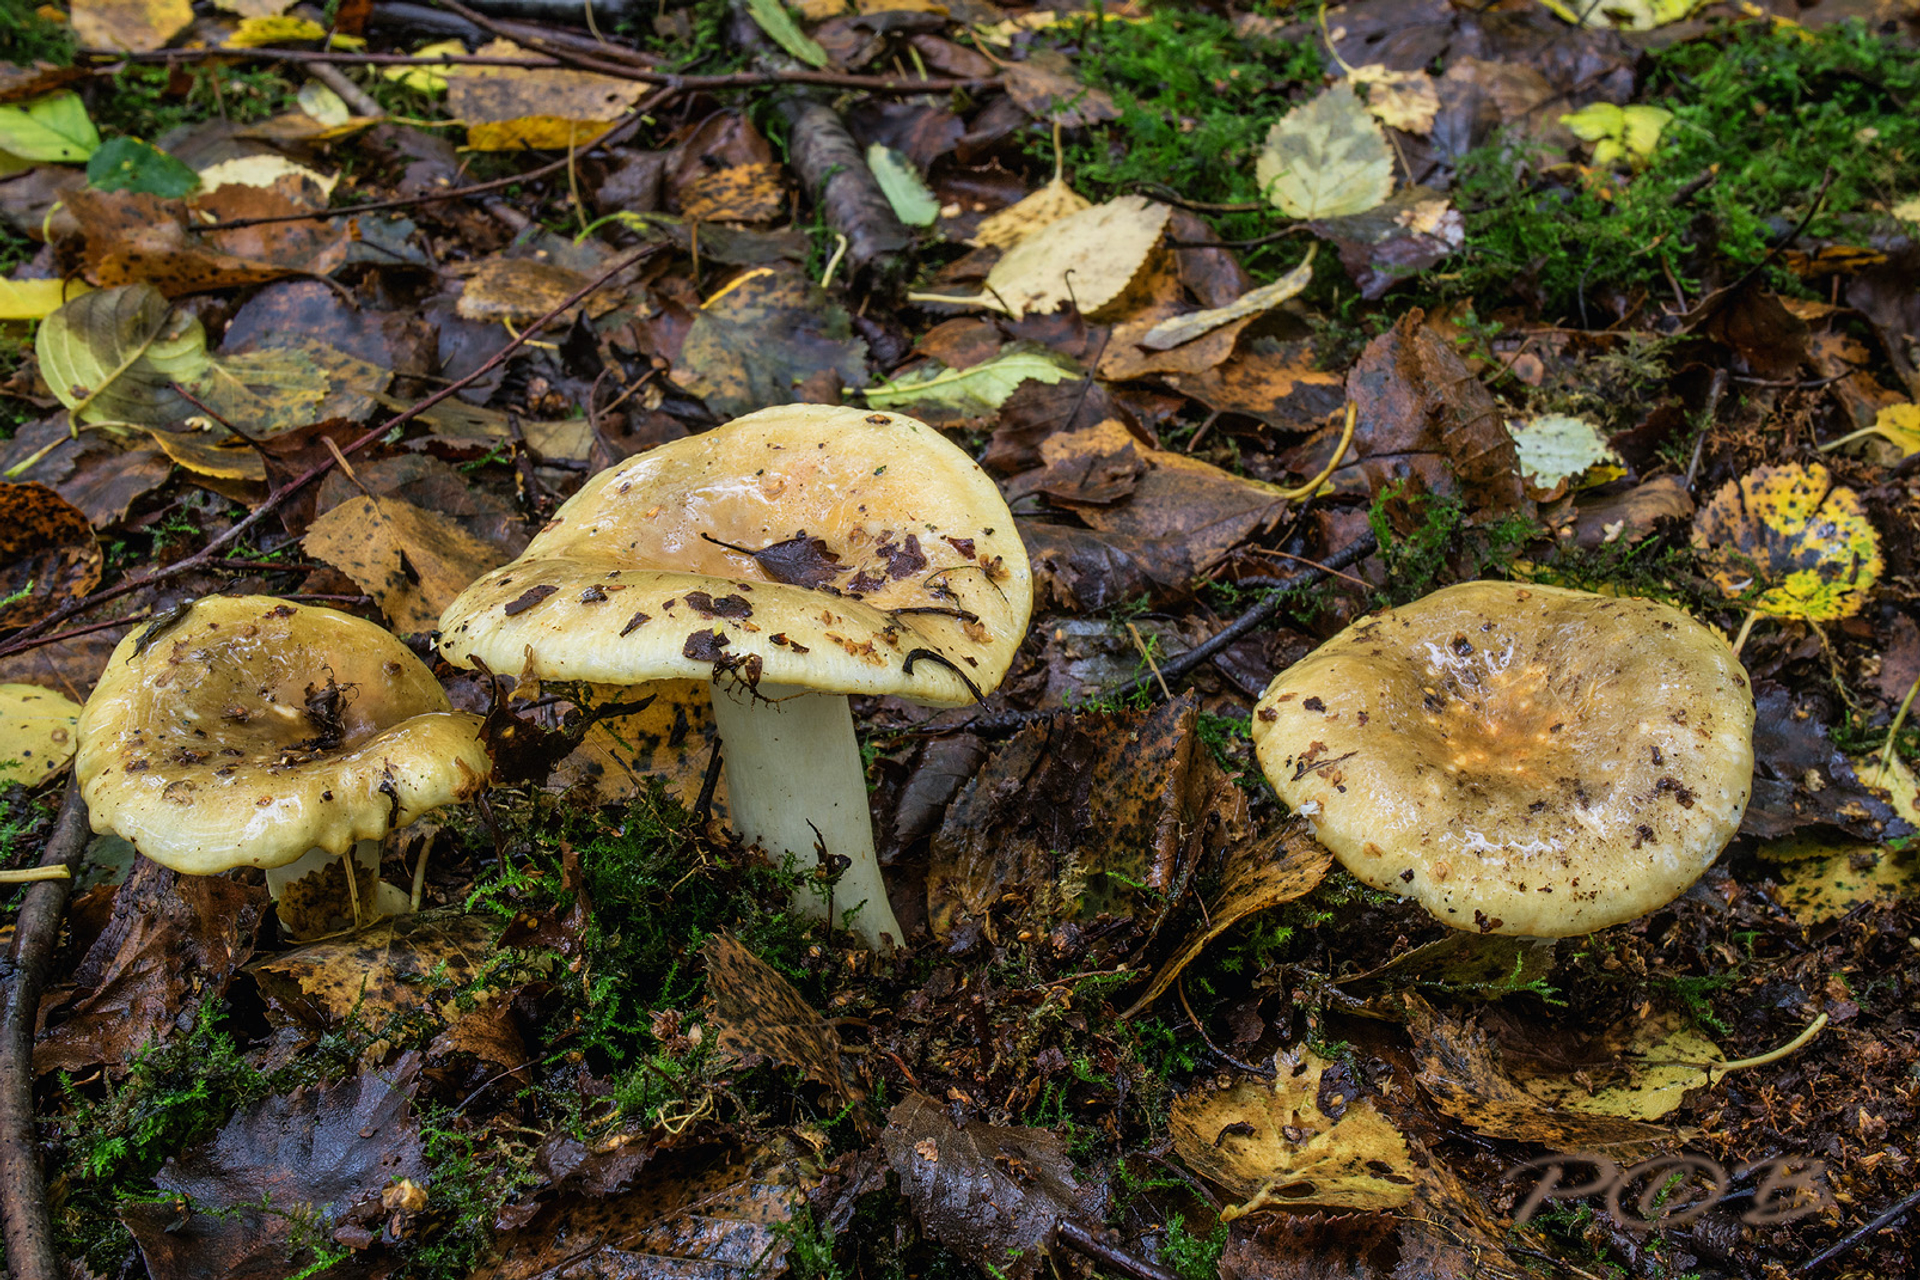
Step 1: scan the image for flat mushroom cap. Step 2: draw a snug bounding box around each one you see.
[76,596,491,876]
[1250,582,1755,937]
[436,404,1033,706]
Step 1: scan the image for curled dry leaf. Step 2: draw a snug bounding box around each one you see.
[882,1092,1097,1280]
[0,482,104,631]
[1256,83,1394,220]
[0,682,82,786]
[1691,461,1881,621]
[1169,1044,1416,1215]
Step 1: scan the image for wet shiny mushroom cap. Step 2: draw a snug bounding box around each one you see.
[1251,581,1755,937]
[76,596,491,875]
[436,404,1033,705]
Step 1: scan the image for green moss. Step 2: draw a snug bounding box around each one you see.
[1161,1213,1229,1280]
[0,0,75,66]
[88,64,298,142]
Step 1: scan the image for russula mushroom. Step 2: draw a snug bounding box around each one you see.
[76,596,492,937]
[436,403,1033,949]
[1250,581,1754,937]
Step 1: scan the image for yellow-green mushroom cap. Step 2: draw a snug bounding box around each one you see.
[76,596,491,876]
[435,404,1033,704]
[1250,582,1755,937]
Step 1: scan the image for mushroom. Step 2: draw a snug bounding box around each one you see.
[1250,581,1754,937]
[436,403,1033,949]
[75,596,492,937]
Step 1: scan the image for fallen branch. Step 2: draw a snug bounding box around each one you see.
[0,243,666,662]
[778,98,915,296]
[0,780,91,1280]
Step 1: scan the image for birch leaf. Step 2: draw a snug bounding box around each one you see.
[1256,83,1393,219]
[35,283,211,426]
[982,195,1169,320]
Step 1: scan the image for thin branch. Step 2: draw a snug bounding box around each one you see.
[0,243,665,663]
[1,780,91,1280]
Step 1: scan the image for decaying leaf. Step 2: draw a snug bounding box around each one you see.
[248,909,499,1031]
[971,174,1091,250]
[1124,823,1331,1017]
[446,41,649,151]
[70,0,195,51]
[67,185,349,294]
[302,493,511,634]
[0,482,104,631]
[864,347,1076,417]
[1691,461,1881,621]
[1256,83,1394,219]
[1514,1011,1729,1123]
[1759,829,1920,925]
[1507,412,1623,492]
[35,283,210,426]
[1350,65,1439,135]
[672,264,867,419]
[1541,0,1703,32]
[195,154,337,197]
[702,933,860,1103]
[1343,934,1558,1000]
[1822,401,1920,457]
[882,1092,1097,1279]
[547,679,720,808]
[0,682,81,786]
[1169,1044,1416,1215]
[457,255,624,323]
[1000,49,1121,129]
[981,195,1170,320]
[1140,250,1315,351]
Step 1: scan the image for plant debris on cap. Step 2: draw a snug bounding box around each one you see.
[76,596,492,876]
[436,404,1033,705]
[1250,581,1756,937]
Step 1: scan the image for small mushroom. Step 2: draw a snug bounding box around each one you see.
[75,596,492,938]
[1250,581,1755,937]
[436,404,1033,949]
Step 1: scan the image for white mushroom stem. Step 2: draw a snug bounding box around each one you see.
[708,679,905,950]
[263,837,382,925]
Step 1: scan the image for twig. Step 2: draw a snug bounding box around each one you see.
[1797,1183,1920,1273]
[1,780,91,1280]
[1055,1220,1178,1280]
[306,59,385,117]
[0,244,665,663]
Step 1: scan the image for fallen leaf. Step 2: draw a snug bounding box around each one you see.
[679,160,787,223]
[1568,475,1693,549]
[1344,934,1558,999]
[70,0,195,51]
[867,143,939,227]
[1169,1044,1417,1214]
[248,909,499,1031]
[702,933,860,1103]
[672,264,867,419]
[745,0,830,66]
[980,195,1170,320]
[1163,334,1347,434]
[35,283,209,425]
[971,174,1091,250]
[1561,102,1672,168]
[222,14,328,45]
[0,481,104,630]
[193,337,393,435]
[1139,251,1314,351]
[195,154,337,197]
[0,91,99,162]
[1759,830,1919,924]
[122,1057,427,1280]
[67,186,349,295]
[547,678,719,808]
[84,137,199,197]
[1742,683,1909,841]
[1124,823,1331,1017]
[1000,49,1121,129]
[379,38,467,93]
[1257,83,1394,219]
[1308,186,1464,301]
[0,682,82,786]
[1541,0,1703,32]
[1824,401,1920,457]
[882,1092,1098,1279]
[1514,1011,1729,1123]
[0,276,90,320]
[864,347,1076,418]
[1350,66,1439,135]
[303,493,511,634]
[457,255,623,323]
[1691,461,1880,621]
[1507,412,1623,492]
[35,856,266,1076]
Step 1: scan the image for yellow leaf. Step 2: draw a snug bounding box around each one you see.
[979,195,1169,320]
[464,117,617,152]
[0,277,91,321]
[223,14,326,45]
[1349,65,1439,135]
[1821,402,1920,458]
[969,175,1091,249]
[1540,0,1705,28]
[0,683,83,788]
[1691,461,1881,621]
[70,0,194,53]
[1256,83,1394,219]
[1561,102,1671,168]
[380,39,467,93]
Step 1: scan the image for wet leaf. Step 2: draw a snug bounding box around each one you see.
[1125,824,1331,1017]
[1000,50,1121,129]
[547,679,719,808]
[1353,66,1439,135]
[0,276,90,321]
[1507,412,1623,492]
[70,0,195,51]
[864,347,1075,416]
[0,482,104,630]
[1541,0,1702,33]
[35,282,209,426]
[1514,1012,1729,1123]
[702,933,860,1103]
[0,91,99,161]
[1169,1044,1416,1214]
[971,174,1090,250]
[672,264,867,419]
[1759,829,1919,925]
[1256,83,1393,219]
[882,1092,1097,1279]
[0,682,81,786]
[457,255,624,323]
[302,493,511,634]
[84,137,200,197]
[1691,461,1881,621]
[122,1057,427,1280]
[35,856,266,1076]
[1343,934,1558,999]
[67,186,349,295]
[1826,401,1920,457]
[980,195,1170,320]
[1139,251,1314,351]
[679,161,786,224]
[445,45,650,150]
[1308,187,1465,302]
[745,0,830,67]
[194,337,392,435]
[1743,684,1910,840]
[1164,334,1347,434]
[481,1141,812,1280]
[222,14,329,45]
[867,144,939,227]
[248,909,500,1031]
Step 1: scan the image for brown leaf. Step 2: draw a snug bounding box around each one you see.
[1346,310,1529,514]
[1163,335,1348,436]
[479,1141,812,1280]
[70,0,192,52]
[671,264,867,420]
[0,481,103,630]
[122,1057,427,1280]
[34,856,266,1076]
[456,256,624,324]
[1220,1211,1398,1280]
[545,679,719,808]
[1743,683,1909,840]
[701,933,861,1104]
[68,187,348,296]
[1393,1143,1544,1280]
[679,162,787,224]
[1000,50,1121,129]
[882,1092,1096,1279]
[302,493,511,634]
[248,909,499,1032]
[1569,475,1694,549]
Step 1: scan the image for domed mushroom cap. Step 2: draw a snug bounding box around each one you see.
[76,597,491,876]
[437,404,1032,706]
[1251,582,1755,937]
